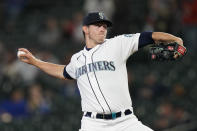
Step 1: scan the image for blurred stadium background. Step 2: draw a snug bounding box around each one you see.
[0,0,197,131]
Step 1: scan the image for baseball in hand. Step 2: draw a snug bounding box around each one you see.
[17,50,26,58]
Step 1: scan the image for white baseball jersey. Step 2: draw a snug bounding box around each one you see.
[64,33,140,114]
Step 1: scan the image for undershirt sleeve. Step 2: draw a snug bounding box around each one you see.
[138,32,155,48]
[63,66,73,80]
[62,55,76,80]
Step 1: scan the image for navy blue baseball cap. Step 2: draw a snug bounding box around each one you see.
[83,12,112,27]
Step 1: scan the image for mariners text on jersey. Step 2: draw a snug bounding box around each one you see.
[76,61,115,78]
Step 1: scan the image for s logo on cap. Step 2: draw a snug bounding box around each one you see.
[99,12,104,19]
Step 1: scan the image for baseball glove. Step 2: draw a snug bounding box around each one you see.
[149,42,187,61]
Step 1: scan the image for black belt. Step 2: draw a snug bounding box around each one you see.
[84,109,132,120]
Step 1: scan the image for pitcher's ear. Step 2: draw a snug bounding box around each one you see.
[82,26,88,34]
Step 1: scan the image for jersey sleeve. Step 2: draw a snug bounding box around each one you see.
[63,56,76,79]
[116,33,140,61]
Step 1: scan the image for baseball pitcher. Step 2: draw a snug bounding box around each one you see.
[18,12,186,131]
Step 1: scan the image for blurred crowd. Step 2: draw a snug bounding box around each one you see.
[0,0,197,130]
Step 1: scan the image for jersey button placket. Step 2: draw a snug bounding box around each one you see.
[86,54,108,113]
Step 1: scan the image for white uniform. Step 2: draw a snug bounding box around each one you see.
[64,34,153,131]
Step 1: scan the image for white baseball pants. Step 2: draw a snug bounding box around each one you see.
[79,113,153,131]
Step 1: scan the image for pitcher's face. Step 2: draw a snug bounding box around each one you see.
[85,22,107,44]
